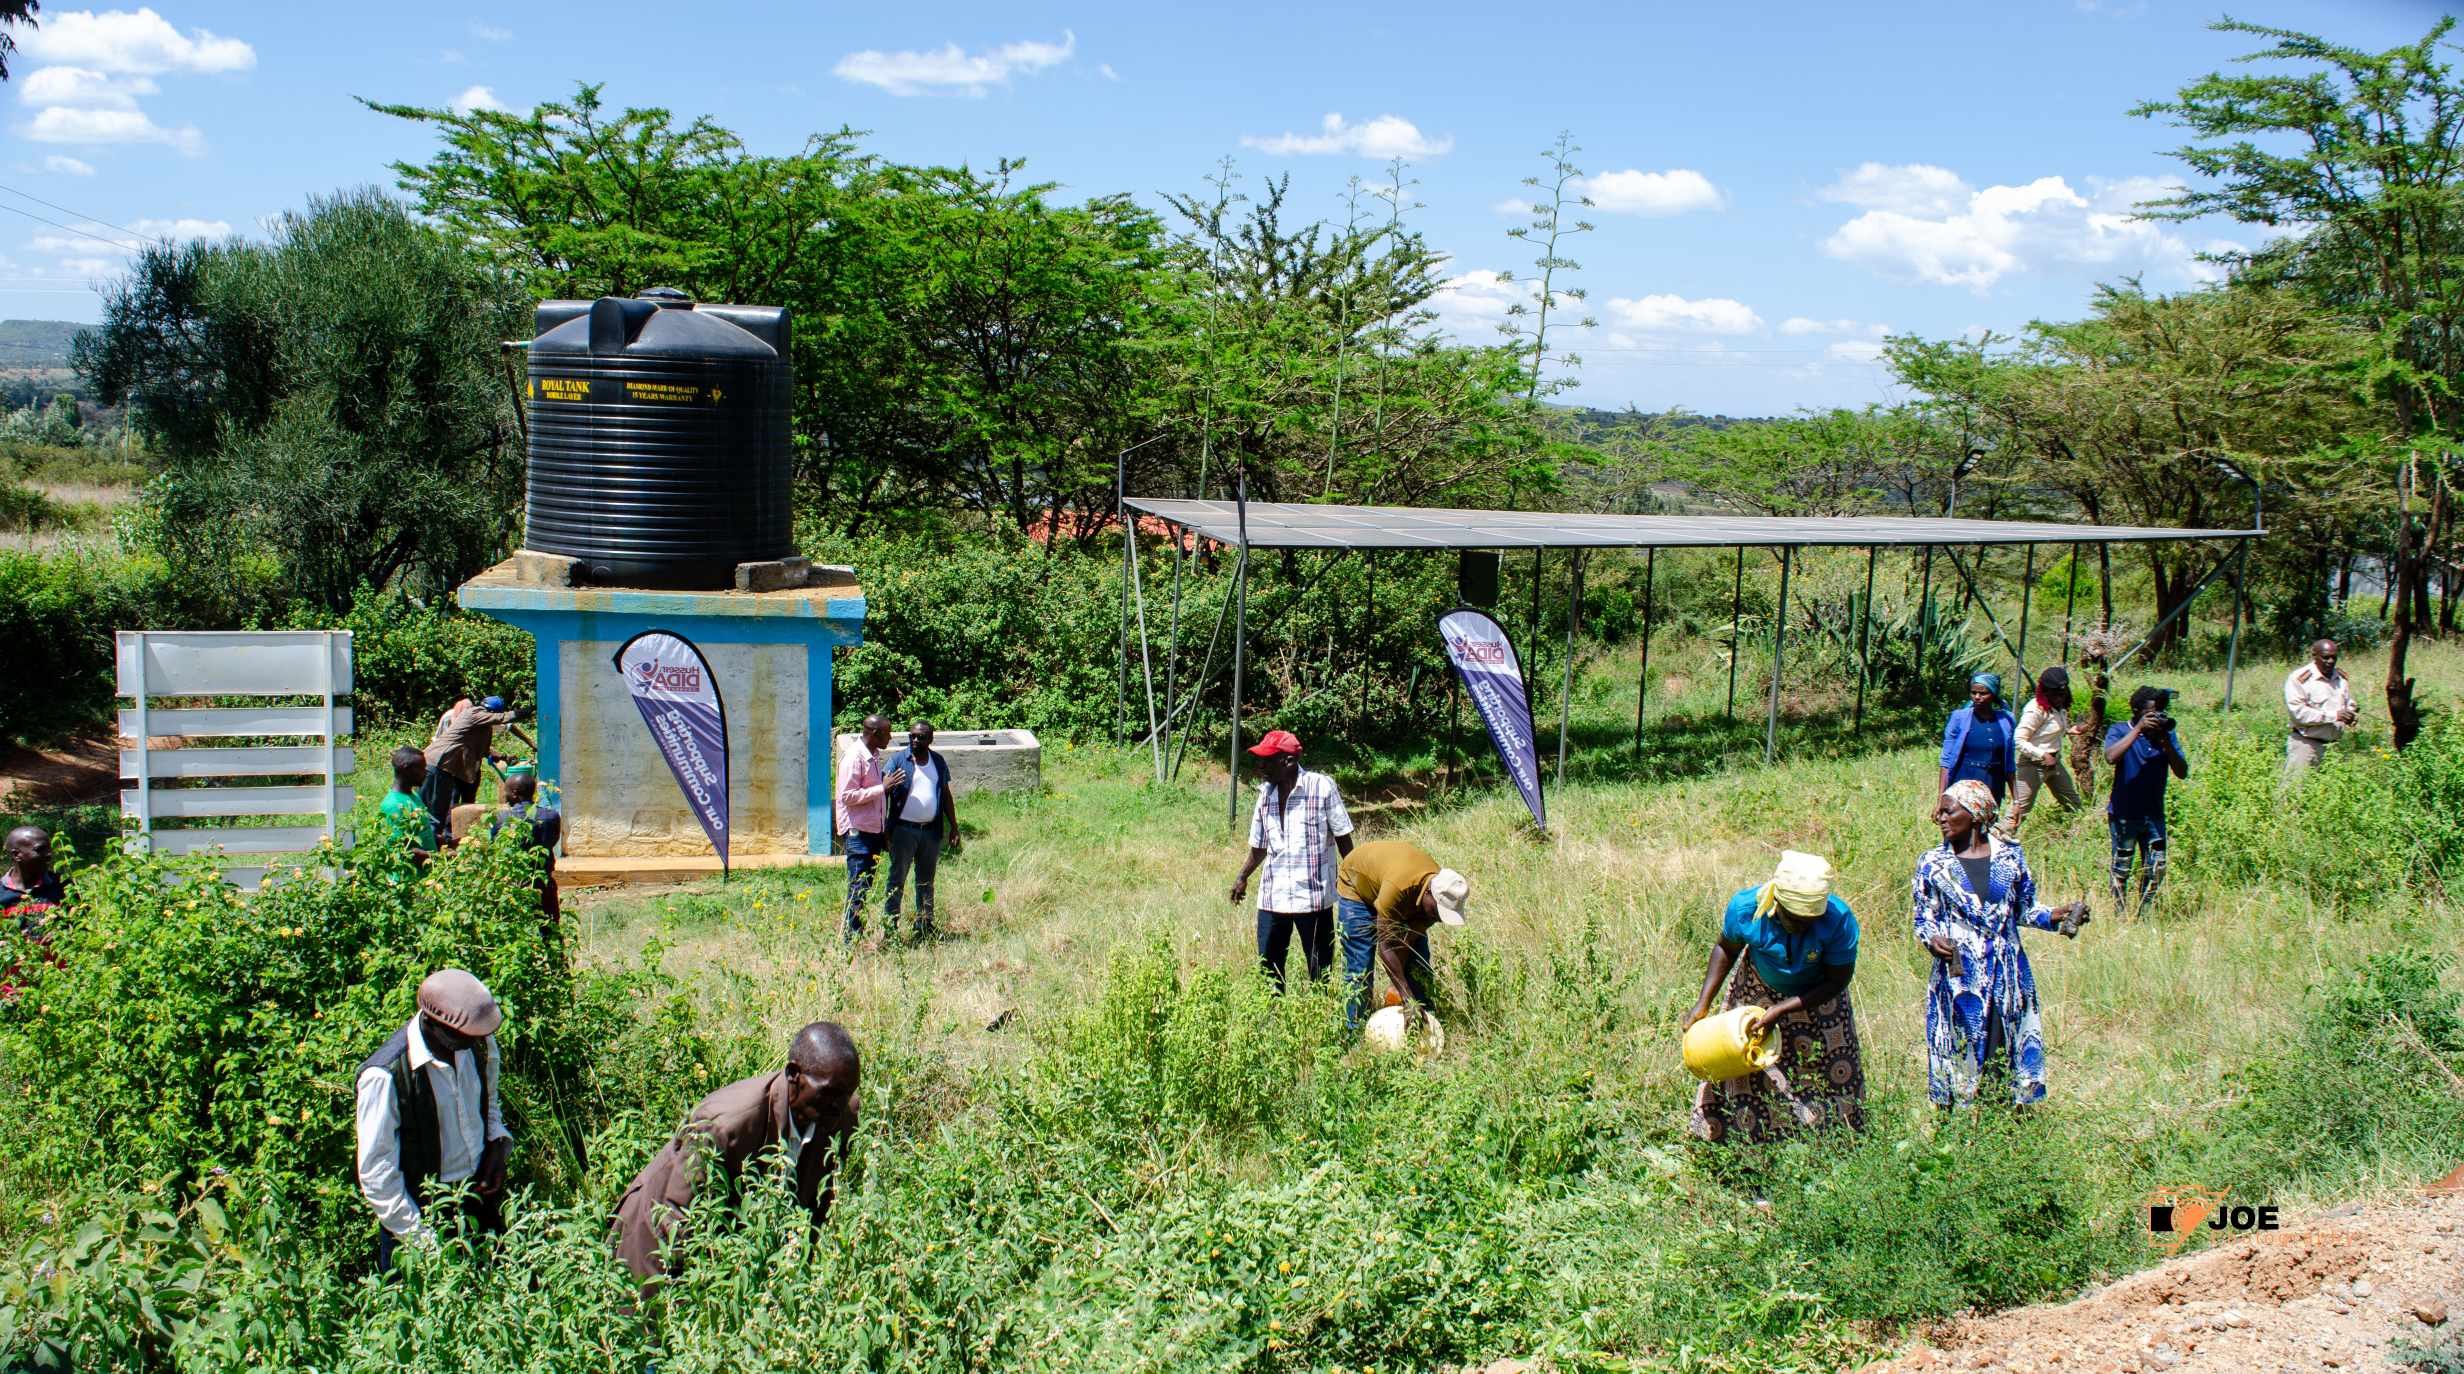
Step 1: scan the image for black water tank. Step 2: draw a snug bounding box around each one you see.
[524,289,794,586]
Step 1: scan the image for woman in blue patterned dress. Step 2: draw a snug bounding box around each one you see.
[1914,780,2092,1109]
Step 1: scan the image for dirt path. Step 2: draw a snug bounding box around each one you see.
[1859,1172,2464,1374]
[0,734,119,810]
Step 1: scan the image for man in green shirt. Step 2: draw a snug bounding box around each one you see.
[1335,838,1469,1031]
[379,746,438,862]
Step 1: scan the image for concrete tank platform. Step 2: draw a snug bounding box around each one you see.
[458,556,866,866]
[837,728,1043,795]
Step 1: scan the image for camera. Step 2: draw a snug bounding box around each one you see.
[2144,687,2178,732]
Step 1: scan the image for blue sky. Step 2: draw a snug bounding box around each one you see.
[0,0,2449,415]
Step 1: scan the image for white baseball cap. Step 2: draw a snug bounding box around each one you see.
[1429,867,1470,925]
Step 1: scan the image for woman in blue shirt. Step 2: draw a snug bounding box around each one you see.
[1684,851,1864,1143]
[1938,671,2017,802]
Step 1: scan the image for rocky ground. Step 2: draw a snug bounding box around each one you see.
[1856,1170,2464,1374]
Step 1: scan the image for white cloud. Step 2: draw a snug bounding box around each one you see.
[1493,197,1534,216]
[1098,62,1120,81]
[451,84,510,114]
[469,22,513,42]
[53,256,117,277]
[1603,293,1763,335]
[1780,317,1890,340]
[1821,166,2215,291]
[43,155,97,176]
[17,65,158,108]
[1578,168,1725,216]
[1819,162,1970,217]
[130,217,230,240]
[1240,112,1451,159]
[1428,269,1527,336]
[1826,340,1888,364]
[20,7,255,75]
[24,104,203,154]
[833,31,1076,97]
[440,48,465,64]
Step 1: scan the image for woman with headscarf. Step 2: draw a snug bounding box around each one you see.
[1937,671,2016,803]
[1915,780,2091,1110]
[1685,850,1864,1142]
[1998,666,2084,839]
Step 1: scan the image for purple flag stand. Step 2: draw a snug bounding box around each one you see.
[612,629,732,875]
[1437,606,1546,832]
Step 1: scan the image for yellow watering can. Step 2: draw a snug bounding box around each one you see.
[1683,1005,1779,1082]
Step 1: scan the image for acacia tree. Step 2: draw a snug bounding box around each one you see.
[76,190,528,612]
[2134,17,2464,745]
[1891,280,2378,660]
[1498,131,1598,507]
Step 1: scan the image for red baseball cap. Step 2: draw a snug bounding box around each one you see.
[1247,729,1302,757]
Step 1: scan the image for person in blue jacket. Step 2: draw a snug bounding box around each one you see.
[1938,671,2017,803]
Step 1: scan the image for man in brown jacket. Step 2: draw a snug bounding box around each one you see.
[420,695,528,841]
[610,1021,861,1282]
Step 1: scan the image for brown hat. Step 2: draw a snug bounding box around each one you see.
[417,968,502,1037]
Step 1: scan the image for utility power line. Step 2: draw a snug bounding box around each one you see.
[0,183,165,249]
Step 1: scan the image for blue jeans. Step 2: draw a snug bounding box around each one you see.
[841,830,884,939]
[2109,813,2168,910]
[1338,896,1430,1030]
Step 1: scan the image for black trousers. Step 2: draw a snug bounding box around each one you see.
[1257,907,1334,989]
[376,1187,504,1274]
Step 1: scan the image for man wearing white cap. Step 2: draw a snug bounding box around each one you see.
[1334,838,1469,1032]
[354,968,513,1271]
[1683,851,1865,1143]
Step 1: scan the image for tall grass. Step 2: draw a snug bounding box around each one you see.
[4,640,2461,1370]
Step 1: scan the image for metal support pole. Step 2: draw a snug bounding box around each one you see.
[1360,551,1374,729]
[1526,548,1546,716]
[1765,547,1792,764]
[1942,547,2027,668]
[1916,546,1935,688]
[2110,546,2246,672]
[1633,547,1656,753]
[1556,551,1583,788]
[2016,544,2037,690]
[1165,534,1183,764]
[1725,546,1744,718]
[2222,541,2249,708]
[1129,523,1163,781]
[1853,546,1877,732]
[1117,455,1130,747]
[2061,541,2080,659]
[1226,470,1250,828]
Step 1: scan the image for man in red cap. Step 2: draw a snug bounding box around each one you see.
[1229,729,1356,989]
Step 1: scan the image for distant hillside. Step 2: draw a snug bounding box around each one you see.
[0,320,84,372]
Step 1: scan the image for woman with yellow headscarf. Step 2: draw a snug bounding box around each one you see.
[1684,850,1865,1143]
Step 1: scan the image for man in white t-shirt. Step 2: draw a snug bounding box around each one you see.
[2284,638,2359,773]
[881,719,961,941]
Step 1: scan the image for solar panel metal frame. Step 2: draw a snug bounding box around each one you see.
[1122,498,2262,551]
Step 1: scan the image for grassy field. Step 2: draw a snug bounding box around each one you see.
[6,628,2460,1371]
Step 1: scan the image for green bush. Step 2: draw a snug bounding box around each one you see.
[0,550,128,746]
[323,586,536,727]
[0,829,587,1259]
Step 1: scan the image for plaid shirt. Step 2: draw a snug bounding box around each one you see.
[1247,769,1355,913]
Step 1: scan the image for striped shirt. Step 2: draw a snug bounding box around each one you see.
[1247,769,1356,914]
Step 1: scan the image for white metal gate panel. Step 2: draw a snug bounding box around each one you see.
[117,630,354,888]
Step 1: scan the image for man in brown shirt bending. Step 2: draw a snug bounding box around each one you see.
[1335,838,1469,1032]
[610,1021,861,1282]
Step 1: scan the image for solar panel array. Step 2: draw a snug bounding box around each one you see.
[1122,498,2261,551]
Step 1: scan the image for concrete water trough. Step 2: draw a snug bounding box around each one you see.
[837,728,1042,795]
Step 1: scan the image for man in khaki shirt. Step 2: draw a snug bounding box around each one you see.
[2283,639,2358,772]
[1335,839,1468,1032]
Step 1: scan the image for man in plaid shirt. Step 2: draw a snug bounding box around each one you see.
[1229,730,1357,989]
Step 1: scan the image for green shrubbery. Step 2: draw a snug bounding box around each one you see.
[322,587,535,727]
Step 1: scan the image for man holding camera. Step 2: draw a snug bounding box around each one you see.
[2283,638,2358,773]
[2103,687,2191,919]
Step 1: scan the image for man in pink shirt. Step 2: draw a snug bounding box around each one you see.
[836,715,892,945]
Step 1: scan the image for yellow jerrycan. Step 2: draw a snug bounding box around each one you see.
[1683,1005,1779,1082]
